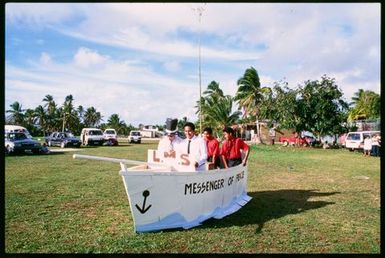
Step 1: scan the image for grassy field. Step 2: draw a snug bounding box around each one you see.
[4,140,380,253]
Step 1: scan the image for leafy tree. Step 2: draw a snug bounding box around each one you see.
[260,76,348,140]
[259,80,298,130]
[296,75,349,137]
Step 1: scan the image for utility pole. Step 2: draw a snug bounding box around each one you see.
[192,5,205,133]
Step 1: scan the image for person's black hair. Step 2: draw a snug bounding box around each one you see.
[184,122,195,131]
[223,127,234,135]
[203,127,212,134]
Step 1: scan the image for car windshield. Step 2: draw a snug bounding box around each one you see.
[347,133,360,141]
[105,130,115,134]
[131,132,140,136]
[7,132,27,141]
[90,130,103,135]
[61,133,74,137]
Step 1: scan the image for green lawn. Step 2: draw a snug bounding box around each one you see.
[5,140,380,253]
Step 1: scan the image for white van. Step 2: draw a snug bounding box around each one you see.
[80,128,105,146]
[5,125,33,138]
[345,131,380,151]
[128,131,141,144]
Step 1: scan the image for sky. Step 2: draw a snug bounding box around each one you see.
[5,3,381,127]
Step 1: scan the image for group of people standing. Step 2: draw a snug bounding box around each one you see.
[363,133,381,157]
[157,118,250,171]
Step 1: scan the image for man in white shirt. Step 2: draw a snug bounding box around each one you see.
[179,122,207,171]
[157,118,182,158]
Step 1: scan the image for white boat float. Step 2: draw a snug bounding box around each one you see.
[73,149,252,233]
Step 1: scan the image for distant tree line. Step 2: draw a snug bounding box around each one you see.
[5,94,136,136]
[195,67,380,139]
[6,67,380,138]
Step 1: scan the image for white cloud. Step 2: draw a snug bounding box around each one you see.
[163,61,181,72]
[5,48,199,126]
[73,47,110,68]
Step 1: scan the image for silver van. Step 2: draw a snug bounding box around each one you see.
[345,131,380,151]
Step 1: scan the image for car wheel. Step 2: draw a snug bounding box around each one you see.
[32,149,40,154]
[283,141,288,147]
[61,142,65,148]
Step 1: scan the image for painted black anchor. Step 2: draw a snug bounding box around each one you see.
[135,190,152,214]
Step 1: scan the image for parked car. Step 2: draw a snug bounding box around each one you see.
[128,131,142,144]
[5,132,41,155]
[80,128,105,146]
[279,134,307,146]
[5,125,33,138]
[103,128,118,146]
[45,132,81,148]
[345,131,380,151]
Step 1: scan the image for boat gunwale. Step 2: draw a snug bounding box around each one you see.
[119,163,245,176]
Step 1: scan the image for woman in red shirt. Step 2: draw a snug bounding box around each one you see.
[220,127,250,168]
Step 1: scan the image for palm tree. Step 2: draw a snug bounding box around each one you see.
[206,95,241,130]
[195,81,240,135]
[61,94,76,132]
[348,89,380,121]
[35,105,47,134]
[107,114,126,134]
[42,94,58,132]
[203,81,224,99]
[234,67,268,142]
[6,101,25,125]
[23,108,38,134]
[77,105,85,123]
[43,94,56,114]
[84,107,102,127]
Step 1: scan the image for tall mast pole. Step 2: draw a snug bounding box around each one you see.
[193,6,205,133]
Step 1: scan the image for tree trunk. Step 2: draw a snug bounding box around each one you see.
[62,114,66,132]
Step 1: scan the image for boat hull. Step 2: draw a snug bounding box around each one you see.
[120,163,251,232]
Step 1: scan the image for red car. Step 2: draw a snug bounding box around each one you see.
[279,135,307,146]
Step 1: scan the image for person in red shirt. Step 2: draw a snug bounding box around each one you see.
[220,127,250,168]
[202,127,220,169]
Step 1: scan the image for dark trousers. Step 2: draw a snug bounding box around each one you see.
[207,156,220,169]
[371,145,380,157]
[227,158,242,168]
